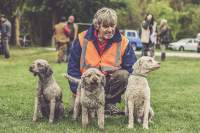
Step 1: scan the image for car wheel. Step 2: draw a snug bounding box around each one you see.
[131,43,137,51]
[179,46,184,51]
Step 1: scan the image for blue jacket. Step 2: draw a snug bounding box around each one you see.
[67,25,137,93]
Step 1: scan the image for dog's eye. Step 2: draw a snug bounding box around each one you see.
[37,63,42,67]
[86,74,91,77]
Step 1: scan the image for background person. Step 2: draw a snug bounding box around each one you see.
[53,17,69,63]
[139,13,157,57]
[0,14,11,58]
[158,19,170,61]
[64,15,78,62]
[0,26,3,55]
[67,7,137,115]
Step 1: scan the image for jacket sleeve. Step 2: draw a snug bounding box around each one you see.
[121,41,137,73]
[7,22,12,38]
[67,38,82,93]
[142,20,150,30]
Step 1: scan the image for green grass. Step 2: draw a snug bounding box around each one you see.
[0,48,200,133]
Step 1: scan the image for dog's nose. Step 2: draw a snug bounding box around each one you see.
[92,76,98,82]
[29,65,34,71]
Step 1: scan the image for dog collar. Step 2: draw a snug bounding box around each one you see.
[131,73,147,78]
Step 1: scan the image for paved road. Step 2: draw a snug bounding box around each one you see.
[135,51,200,58]
[44,47,200,58]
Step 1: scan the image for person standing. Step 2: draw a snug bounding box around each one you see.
[197,41,200,53]
[53,17,69,63]
[0,24,3,55]
[158,19,170,61]
[64,15,78,62]
[67,7,137,115]
[139,13,157,57]
[0,14,11,58]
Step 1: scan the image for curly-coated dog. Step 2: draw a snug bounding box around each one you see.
[124,56,160,129]
[29,59,64,123]
[65,68,106,129]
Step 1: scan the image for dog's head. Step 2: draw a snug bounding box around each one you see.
[133,56,160,76]
[82,68,106,91]
[29,59,53,78]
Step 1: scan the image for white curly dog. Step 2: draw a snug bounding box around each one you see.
[125,56,160,129]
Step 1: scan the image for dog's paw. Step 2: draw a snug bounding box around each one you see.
[49,119,53,123]
[99,125,104,130]
[32,117,37,122]
[127,124,133,129]
[143,125,149,129]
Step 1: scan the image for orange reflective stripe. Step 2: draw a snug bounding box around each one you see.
[115,41,121,66]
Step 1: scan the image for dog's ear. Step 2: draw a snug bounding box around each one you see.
[46,65,53,77]
[101,75,106,86]
[133,58,142,74]
[81,73,87,86]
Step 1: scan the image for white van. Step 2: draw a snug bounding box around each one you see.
[197,33,200,40]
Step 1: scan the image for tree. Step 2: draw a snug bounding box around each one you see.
[176,4,200,38]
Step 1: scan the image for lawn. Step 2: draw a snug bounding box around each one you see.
[0,48,200,133]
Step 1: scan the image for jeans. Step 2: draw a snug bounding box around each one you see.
[2,39,10,58]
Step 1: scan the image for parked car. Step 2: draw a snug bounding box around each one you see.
[197,33,200,40]
[197,41,200,53]
[168,38,200,51]
[120,29,143,50]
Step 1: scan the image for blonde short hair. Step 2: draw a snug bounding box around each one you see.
[93,7,117,29]
[160,19,168,26]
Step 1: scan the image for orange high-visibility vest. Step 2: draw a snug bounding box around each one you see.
[79,31,128,73]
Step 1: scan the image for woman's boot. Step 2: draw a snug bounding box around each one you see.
[161,52,166,61]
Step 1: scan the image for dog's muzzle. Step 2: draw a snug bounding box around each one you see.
[91,76,99,83]
[29,65,38,76]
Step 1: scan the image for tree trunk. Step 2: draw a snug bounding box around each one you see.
[15,10,21,47]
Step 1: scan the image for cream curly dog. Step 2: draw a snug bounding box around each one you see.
[65,68,106,129]
[29,59,64,123]
[125,56,160,129]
